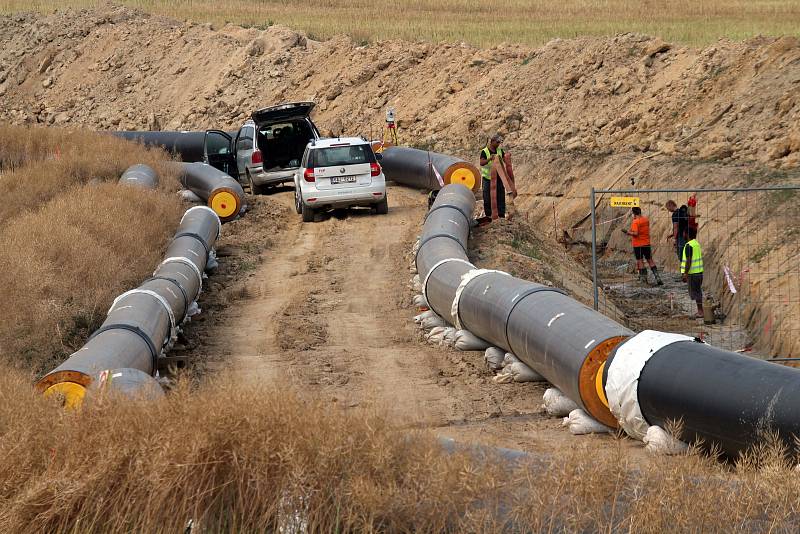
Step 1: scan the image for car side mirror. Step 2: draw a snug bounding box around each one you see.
[375,153,383,161]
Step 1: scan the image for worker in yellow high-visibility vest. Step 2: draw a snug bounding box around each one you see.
[681,226,704,318]
[479,133,517,219]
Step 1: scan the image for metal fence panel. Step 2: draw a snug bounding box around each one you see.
[590,186,800,358]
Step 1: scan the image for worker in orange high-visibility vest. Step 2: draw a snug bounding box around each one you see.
[622,207,663,285]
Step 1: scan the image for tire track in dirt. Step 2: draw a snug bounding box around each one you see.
[204,217,315,384]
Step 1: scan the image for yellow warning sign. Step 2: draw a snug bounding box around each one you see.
[610,196,640,208]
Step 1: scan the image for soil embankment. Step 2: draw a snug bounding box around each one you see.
[1,5,799,170]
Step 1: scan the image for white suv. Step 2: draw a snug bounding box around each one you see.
[294,138,388,222]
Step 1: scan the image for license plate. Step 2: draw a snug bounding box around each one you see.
[330,176,357,184]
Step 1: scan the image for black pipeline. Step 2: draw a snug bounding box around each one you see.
[420,184,800,455]
[112,130,238,163]
[36,206,221,407]
[176,162,245,223]
[112,131,207,162]
[380,146,480,192]
[418,185,629,428]
[603,331,800,457]
[119,164,158,189]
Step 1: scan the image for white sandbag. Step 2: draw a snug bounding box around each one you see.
[413,294,429,308]
[643,425,688,455]
[426,326,446,340]
[506,361,545,383]
[494,359,545,384]
[421,314,447,330]
[440,327,457,347]
[562,409,613,435]
[426,326,454,344]
[453,330,491,351]
[414,309,438,325]
[484,347,506,372]
[412,274,422,292]
[492,373,514,384]
[542,387,579,417]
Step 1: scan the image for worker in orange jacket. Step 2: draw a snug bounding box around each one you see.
[622,207,663,285]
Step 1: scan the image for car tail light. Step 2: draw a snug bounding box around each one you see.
[251,149,262,164]
[370,162,381,177]
[303,168,315,182]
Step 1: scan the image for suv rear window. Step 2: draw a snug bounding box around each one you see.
[309,145,376,167]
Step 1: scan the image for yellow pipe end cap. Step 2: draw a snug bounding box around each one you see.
[595,360,609,409]
[44,382,86,409]
[449,168,477,191]
[210,191,238,219]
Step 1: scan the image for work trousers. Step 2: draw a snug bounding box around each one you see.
[482,177,506,218]
[676,235,687,263]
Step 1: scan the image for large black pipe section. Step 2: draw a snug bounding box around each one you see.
[176,162,245,223]
[111,131,206,162]
[417,185,627,427]
[112,130,238,162]
[604,331,800,457]
[460,276,631,427]
[36,206,221,406]
[119,164,158,189]
[423,183,800,456]
[381,146,480,192]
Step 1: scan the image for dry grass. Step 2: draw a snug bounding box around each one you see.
[2,0,800,46]
[0,125,184,375]
[0,124,181,222]
[0,370,800,532]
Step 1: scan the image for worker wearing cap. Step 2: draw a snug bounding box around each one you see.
[479,134,517,218]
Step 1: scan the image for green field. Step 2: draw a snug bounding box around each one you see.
[2,0,800,46]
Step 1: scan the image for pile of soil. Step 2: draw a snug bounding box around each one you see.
[0,5,799,170]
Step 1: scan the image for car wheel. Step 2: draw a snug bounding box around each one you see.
[247,171,261,195]
[294,189,302,214]
[301,202,315,222]
[374,196,388,215]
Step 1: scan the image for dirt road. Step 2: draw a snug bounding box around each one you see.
[195,184,641,455]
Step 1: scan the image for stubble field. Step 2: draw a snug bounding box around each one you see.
[2,0,799,46]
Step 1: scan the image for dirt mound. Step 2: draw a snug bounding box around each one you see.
[0,6,799,170]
